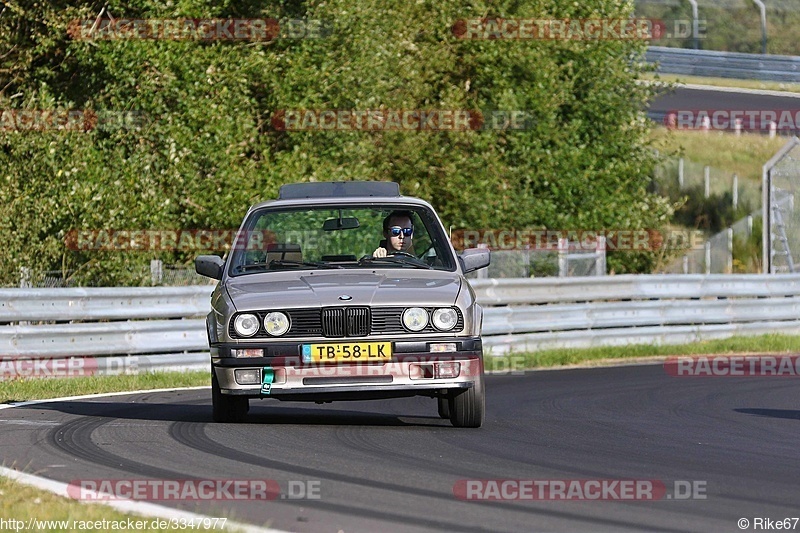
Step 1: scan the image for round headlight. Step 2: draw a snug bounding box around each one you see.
[402,307,429,331]
[263,311,290,336]
[233,313,259,337]
[432,308,458,331]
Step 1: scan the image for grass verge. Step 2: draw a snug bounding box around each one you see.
[648,127,787,184]
[484,334,800,372]
[2,336,798,402]
[0,370,209,404]
[0,476,242,533]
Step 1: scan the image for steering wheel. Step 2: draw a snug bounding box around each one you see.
[389,251,417,258]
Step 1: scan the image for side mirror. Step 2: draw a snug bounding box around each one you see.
[460,248,491,274]
[196,255,224,280]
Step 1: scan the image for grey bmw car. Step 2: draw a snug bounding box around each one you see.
[196,181,490,427]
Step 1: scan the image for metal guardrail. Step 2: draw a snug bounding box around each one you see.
[3,274,800,373]
[0,286,213,374]
[471,274,800,353]
[0,320,208,358]
[646,46,800,83]
[469,274,800,304]
[0,286,212,321]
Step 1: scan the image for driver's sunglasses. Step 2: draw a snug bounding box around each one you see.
[389,226,414,237]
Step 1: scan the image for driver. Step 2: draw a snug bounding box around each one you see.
[373,210,414,257]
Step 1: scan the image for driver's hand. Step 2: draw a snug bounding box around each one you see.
[373,247,388,258]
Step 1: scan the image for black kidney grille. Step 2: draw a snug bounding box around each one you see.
[346,307,370,336]
[320,307,371,337]
[322,308,345,337]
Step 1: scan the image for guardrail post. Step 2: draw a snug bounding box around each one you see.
[19,267,31,288]
[682,254,689,274]
[678,157,684,189]
[704,166,710,198]
[150,259,163,285]
[687,0,699,50]
[753,0,767,54]
[558,238,568,277]
[595,236,606,276]
[769,121,777,139]
[727,228,734,273]
[733,174,738,209]
[747,215,753,236]
[522,247,531,277]
[705,241,712,274]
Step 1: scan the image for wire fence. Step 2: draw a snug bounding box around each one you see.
[469,240,606,279]
[653,157,760,212]
[765,138,800,273]
[658,214,761,274]
[13,249,608,287]
[13,262,215,288]
[652,153,764,274]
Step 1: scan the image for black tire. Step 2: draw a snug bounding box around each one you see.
[448,368,485,428]
[437,396,450,419]
[211,372,249,423]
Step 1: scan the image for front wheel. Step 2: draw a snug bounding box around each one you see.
[437,396,450,419]
[211,371,249,423]
[448,369,485,428]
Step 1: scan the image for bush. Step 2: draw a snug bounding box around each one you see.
[0,0,672,285]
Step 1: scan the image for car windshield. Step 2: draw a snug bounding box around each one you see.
[228,205,456,275]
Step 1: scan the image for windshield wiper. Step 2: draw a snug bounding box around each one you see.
[358,255,432,269]
[268,260,343,269]
[235,263,270,272]
[235,260,341,273]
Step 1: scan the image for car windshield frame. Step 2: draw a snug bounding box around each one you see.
[226,202,458,277]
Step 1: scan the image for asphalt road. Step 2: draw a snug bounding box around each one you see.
[2,364,799,532]
[649,86,800,128]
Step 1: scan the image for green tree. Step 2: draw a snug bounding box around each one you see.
[0,0,671,285]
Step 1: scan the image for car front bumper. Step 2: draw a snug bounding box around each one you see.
[211,337,483,400]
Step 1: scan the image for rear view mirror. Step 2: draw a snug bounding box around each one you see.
[322,216,360,231]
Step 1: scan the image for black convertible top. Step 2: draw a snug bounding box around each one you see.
[278,181,400,200]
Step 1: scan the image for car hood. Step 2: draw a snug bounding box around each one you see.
[225,270,462,311]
